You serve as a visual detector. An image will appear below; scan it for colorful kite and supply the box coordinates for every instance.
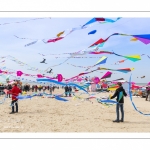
[14,18,121,47]
[65,67,133,82]
[108,85,119,91]
[57,74,63,82]
[89,50,141,62]
[95,56,108,65]
[98,67,134,73]
[16,71,23,76]
[131,37,138,41]
[101,71,112,79]
[55,96,69,102]
[57,31,65,37]
[82,17,121,27]
[36,78,88,93]
[68,50,141,62]
[89,33,150,48]
[43,37,64,43]
[86,56,108,71]
[88,30,97,35]
[89,50,113,55]
[92,77,100,84]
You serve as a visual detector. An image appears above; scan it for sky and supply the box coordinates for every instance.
[0,17,150,83]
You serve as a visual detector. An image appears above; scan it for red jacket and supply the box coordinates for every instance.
[8,85,22,101]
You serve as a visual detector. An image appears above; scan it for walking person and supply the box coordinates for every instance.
[8,83,22,114]
[110,82,127,123]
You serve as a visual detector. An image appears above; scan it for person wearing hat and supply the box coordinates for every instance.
[8,83,22,114]
[110,82,127,123]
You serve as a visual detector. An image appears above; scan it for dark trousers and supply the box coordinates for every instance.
[65,92,68,96]
[146,93,150,100]
[7,93,11,98]
[116,103,124,121]
[11,100,18,112]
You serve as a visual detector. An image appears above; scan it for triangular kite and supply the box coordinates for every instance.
[96,56,107,65]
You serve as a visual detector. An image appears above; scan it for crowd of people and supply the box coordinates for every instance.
[0,82,74,114]
[0,83,74,97]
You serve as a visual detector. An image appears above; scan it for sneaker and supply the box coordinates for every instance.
[9,112,15,114]
[15,112,18,113]
[113,120,120,123]
[120,120,124,122]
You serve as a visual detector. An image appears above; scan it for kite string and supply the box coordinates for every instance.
[0,17,51,26]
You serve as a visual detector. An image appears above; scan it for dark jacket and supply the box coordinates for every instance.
[7,85,12,90]
[68,86,72,92]
[65,86,69,92]
[111,86,127,103]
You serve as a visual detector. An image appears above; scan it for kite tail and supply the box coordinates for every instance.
[128,75,150,116]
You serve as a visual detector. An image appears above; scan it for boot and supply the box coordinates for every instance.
[113,120,120,123]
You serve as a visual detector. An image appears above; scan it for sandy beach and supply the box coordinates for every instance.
[0,88,150,132]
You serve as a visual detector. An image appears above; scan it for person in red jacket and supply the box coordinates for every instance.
[8,83,22,114]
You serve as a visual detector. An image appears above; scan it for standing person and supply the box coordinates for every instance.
[146,86,150,101]
[68,86,72,97]
[49,86,52,95]
[110,82,127,123]
[52,86,55,92]
[1,84,5,95]
[0,84,1,96]
[8,83,22,114]
[38,85,42,92]
[24,84,28,92]
[7,84,12,98]
[35,85,38,92]
[64,85,69,97]
[43,86,46,93]
[32,85,35,92]
[28,84,30,92]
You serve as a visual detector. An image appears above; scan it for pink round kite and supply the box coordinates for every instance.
[92,77,100,84]
[37,74,43,78]
[16,71,23,76]
[57,74,63,82]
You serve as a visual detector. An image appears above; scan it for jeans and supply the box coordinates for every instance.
[116,103,124,121]
[11,100,18,112]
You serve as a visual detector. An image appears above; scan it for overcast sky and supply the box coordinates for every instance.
[0,17,150,83]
